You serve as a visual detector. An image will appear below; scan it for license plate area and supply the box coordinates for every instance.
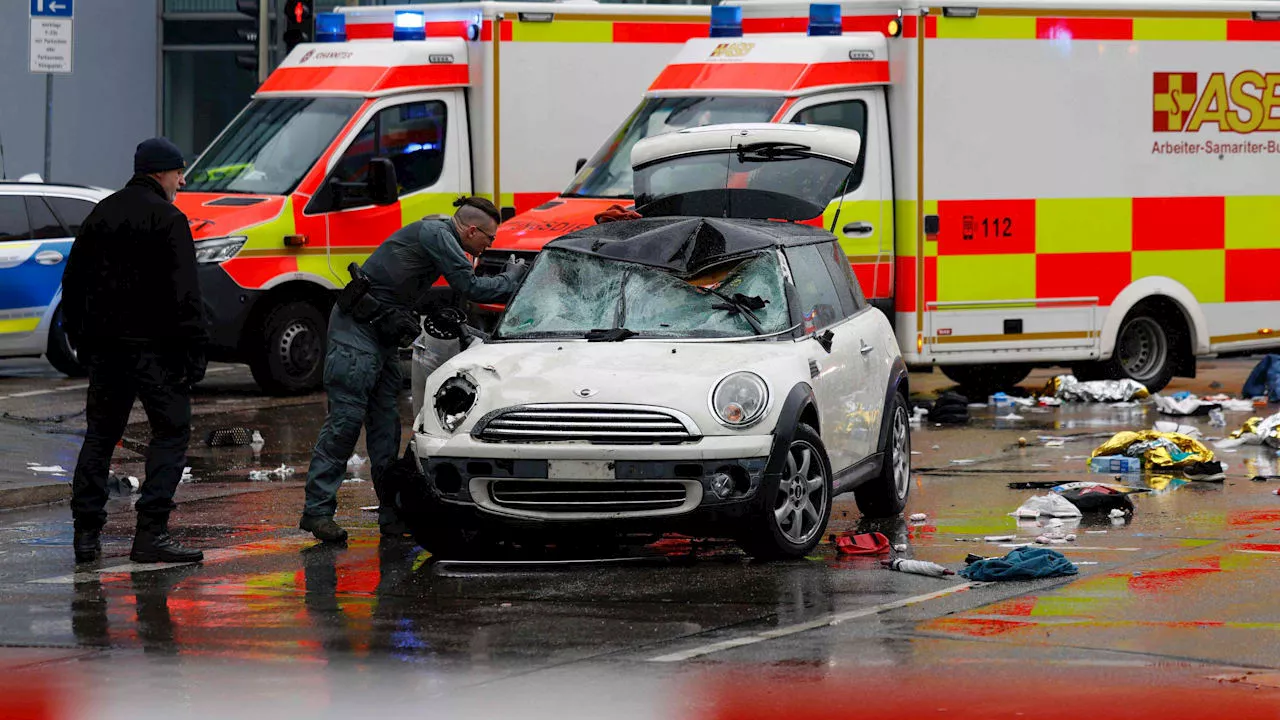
[547,460,615,480]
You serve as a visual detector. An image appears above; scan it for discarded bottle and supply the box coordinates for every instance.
[881,558,955,577]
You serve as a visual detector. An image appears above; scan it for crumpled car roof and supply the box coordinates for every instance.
[544,216,829,277]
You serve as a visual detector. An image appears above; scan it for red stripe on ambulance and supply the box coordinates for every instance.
[649,61,888,93]
[934,199,1037,256]
[1037,251,1130,306]
[613,22,710,44]
[259,64,468,94]
[1226,249,1280,302]
[1035,17,1133,41]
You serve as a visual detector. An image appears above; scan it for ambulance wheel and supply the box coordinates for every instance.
[1102,309,1177,393]
[45,305,86,378]
[250,301,327,396]
[940,364,1030,394]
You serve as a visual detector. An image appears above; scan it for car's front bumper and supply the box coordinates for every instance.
[412,432,774,528]
[198,263,261,359]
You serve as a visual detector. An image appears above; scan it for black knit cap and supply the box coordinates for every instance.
[133,137,186,175]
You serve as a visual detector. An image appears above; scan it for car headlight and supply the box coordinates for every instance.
[711,372,769,428]
[194,235,247,264]
[435,373,478,432]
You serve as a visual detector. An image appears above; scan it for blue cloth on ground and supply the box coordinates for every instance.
[959,546,1078,581]
[1243,354,1280,403]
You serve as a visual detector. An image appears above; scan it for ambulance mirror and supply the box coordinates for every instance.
[575,157,587,173]
[368,158,399,206]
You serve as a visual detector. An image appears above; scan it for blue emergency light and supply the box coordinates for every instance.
[393,11,427,41]
[710,6,743,38]
[808,3,842,35]
[315,13,346,43]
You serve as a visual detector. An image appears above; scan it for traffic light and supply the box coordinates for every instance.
[234,0,266,77]
[283,0,315,53]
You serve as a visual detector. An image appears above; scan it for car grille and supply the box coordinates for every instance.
[489,480,688,513]
[474,404,700,444]
[475,250,538,278]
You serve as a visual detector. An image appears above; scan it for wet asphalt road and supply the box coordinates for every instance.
[0,358,1279,718]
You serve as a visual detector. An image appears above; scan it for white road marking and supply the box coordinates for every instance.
[647,582,979,663]
[0,367,234,402]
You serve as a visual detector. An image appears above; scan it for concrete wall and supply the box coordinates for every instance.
[0,0,158,189]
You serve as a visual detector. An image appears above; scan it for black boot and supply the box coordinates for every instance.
[74,524,102,564]
[130,515,203,564]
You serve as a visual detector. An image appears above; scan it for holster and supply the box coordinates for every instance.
[336,262,380,322]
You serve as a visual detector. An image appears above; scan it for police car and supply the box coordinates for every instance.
[0,178,108,376]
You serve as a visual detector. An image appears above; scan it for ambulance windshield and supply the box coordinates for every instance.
[563,96,784,199]
[186,97,362,195]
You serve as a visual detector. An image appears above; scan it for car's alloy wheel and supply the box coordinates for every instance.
[890,404,910,500]
[773,439,829,546]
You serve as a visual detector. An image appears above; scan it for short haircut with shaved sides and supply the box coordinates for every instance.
[453,195,501,229]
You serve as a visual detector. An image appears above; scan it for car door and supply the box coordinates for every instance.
[784,90,894,311]
[784,241,873,471]
[306,92,468,280]
[0,194,67,356]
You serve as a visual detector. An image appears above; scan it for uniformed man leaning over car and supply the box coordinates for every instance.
[300,196,528,543]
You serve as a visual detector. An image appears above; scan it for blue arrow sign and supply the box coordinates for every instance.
[31,0,73,18]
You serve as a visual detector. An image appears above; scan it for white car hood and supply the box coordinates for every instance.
[419,339,808,437]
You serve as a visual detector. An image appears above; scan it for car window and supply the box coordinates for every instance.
[0,196,32,243]
[46,196,94,237]
[784,243,847,331]
[25,196,66,240]
[822,241,867,314]
[791,99,868,192]
[330,100,447,198]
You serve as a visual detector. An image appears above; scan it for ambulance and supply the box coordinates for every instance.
[179,2,710,394]
[489,0,1280,393]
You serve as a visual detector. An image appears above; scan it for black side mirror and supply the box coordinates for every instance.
[816,330,834,353]
[575,157,587,173]
[368,158,399,206]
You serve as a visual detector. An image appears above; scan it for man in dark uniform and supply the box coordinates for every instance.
[299,196,527,543]
[63,137,208,565]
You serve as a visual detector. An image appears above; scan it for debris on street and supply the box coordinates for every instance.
[1217,412,1280,449]
[834,531,890,555]
[1012,494,1083,519]
[108,471,139,494]
[909,512,928,522]
[347,454,367,468]
[928,391,970,424]
[206,427,258,447]
[250,431,265,453]
[1091,430,1215,469]
[1053,481,1138,515]
[1048,375,1149,403]
[26,463,67,475]
[248,464,295,482]
[881,558,955,577]
[959,546,1078,581]
[1243,354,1280,403]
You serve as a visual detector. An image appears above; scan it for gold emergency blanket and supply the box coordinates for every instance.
[1090,431,1214,468]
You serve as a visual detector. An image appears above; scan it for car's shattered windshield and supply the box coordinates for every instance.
[496,249,789,340]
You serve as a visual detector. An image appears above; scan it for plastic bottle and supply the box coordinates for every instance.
[881,558,955,577]
[1209,408,1227,428]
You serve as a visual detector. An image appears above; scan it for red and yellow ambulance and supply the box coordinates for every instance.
[489,0,1280,392]
[179,2,709,394]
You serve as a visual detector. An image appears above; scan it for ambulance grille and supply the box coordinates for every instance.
[473,404,700,444]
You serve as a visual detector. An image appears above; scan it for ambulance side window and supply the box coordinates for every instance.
[329,100,448,203]
[791,100,867,192]
[0,196,32,243]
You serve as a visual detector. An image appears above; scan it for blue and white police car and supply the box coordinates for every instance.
[0,178,109,376]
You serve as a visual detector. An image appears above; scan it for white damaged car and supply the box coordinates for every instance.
[401,124,910,559]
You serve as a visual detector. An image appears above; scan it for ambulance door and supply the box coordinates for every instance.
[782,89,894,317]
[307,90,469,280]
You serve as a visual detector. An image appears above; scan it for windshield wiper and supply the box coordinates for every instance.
[705,289,767,335]
[585,328,637,342]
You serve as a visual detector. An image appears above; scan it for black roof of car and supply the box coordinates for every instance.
[545,216,831,277]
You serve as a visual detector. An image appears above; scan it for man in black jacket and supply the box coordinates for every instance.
[62,137,208,565]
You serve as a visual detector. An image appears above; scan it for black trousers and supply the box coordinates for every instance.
[70,348,192,530]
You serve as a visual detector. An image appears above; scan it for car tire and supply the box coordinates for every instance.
[249,301,327,396]
[739,423,833,561]
[45,305,86,378]
[1097,310,1178,393]
[940,364,1031,394]
[854,392,911,518]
